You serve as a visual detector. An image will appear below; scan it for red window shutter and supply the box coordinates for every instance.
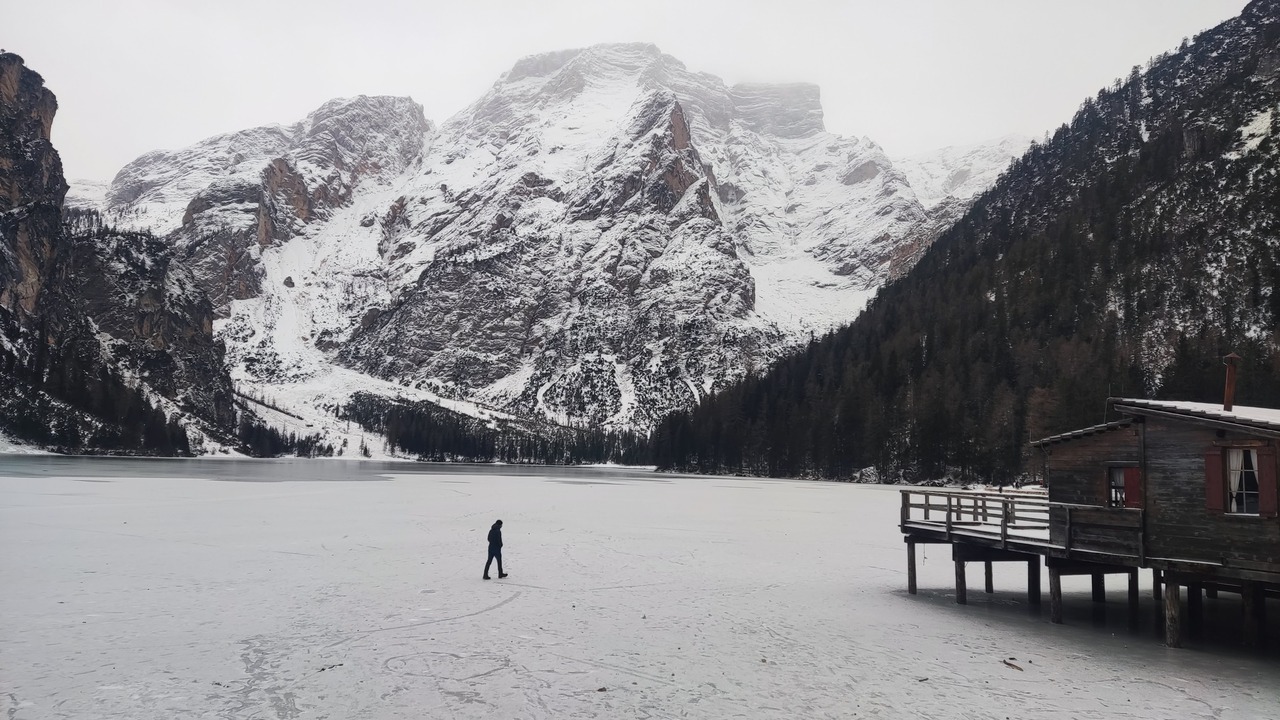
[1205,447,1225,513]
[1123,467,1142,508]
[1259,445,1278,518]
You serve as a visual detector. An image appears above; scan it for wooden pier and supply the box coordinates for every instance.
[900,392,1280,650]
[900,488,1140,612]
[900,486,1275,648]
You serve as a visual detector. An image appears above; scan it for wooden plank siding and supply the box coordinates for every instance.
[1040,426,1139,549]
[1041,426,1140,506]
[1141,417,1280,572]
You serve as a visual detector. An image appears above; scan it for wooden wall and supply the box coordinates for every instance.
[1041,427,1139,548]
[1142,417,1280,571]
[1042,427,1139,506]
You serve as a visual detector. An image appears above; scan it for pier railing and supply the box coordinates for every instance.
[900,488,1051,548]
[899,487,1143,558]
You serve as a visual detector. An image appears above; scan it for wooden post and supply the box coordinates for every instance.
[945,496,953,539]
[1000,500,1010,550]
[1187,583,1203,639]
[1242,581,1263,649]
[1128,569,1140,627]
[1164,578,1182,648]
[1206,586,1218,599]
[1027,556,1041,606]
[955,559,967,605]
[907,541,918,595]
[984,561,994,594]
[1049,567,1063,624]
[1152,569,1164,636]
[1091,573,1105,603]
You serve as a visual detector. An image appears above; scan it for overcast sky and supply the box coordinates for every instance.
[9,0,1249,182]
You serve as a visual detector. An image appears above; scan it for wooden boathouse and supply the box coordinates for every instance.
[900,377,1278,648]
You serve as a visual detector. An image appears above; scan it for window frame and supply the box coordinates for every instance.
[1107,466,1127,508]
[1102,461,1139,509]
[1224,447,1261,516]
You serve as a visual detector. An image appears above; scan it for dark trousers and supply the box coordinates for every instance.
[485,548,503,577]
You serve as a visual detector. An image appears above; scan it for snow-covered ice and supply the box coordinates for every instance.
[2,458,1277,719]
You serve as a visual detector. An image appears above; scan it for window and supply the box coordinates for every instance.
[1227,448,1260,514]
[1206,444,1277,517]
[1108,467,1126,508]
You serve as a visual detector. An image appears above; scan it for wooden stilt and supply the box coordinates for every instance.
[955,559,967,605]
[1128,569,1140,627]
[1027,556,1041,606]
[1049,567,1063,624]
[1152,569,1164,636]
[1206,586,1218,599]
[1187,583,1203,639]
[1091,573,1106,603]
[907,541,917,595]
[1164,578,1182,648]
[984,561,994,594]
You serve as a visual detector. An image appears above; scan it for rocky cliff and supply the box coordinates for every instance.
[0,53,235,452]
[0,52,67,327]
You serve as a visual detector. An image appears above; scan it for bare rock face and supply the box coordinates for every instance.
[64,215,237,429]
[0,52,68,323]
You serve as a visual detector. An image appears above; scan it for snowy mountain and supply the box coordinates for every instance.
[63,177,109,211]
[894,135,1032,210]
[92,43,1021,431]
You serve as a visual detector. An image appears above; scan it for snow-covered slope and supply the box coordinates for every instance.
[94,44,1019,432]
[63,178,109,211]
[895,135,1032,210]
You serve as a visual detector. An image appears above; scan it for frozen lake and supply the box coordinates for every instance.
[2,458,1277,719]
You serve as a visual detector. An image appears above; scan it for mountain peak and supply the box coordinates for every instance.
[503,43,675,83]
[730,82,824,138]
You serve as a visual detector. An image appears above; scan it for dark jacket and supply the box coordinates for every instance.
[487,523,503,550]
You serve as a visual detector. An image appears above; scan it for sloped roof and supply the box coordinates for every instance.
[1110,398,1280,435]
[1030,419,1132,448]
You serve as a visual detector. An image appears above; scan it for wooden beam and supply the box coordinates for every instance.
[1128,569,1140,628]
[955,559,967,605]
[907,541,917,595]
[1091,574,1106,603]
[1164,578,1182,648]
[1187,583,1203,639]
[954,544,1041,563]
[1049,568,1063,624]
[1028,556,1041,606]
[1045,557,1137,575]
[984,561,994,594]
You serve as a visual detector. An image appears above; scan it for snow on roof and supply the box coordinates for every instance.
[1030,419,1132,447]
[1110,398,1280,434]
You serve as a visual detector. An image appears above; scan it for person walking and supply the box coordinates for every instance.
[484,519,507,580]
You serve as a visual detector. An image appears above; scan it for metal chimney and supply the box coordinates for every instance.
[1223,352,1241,412]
